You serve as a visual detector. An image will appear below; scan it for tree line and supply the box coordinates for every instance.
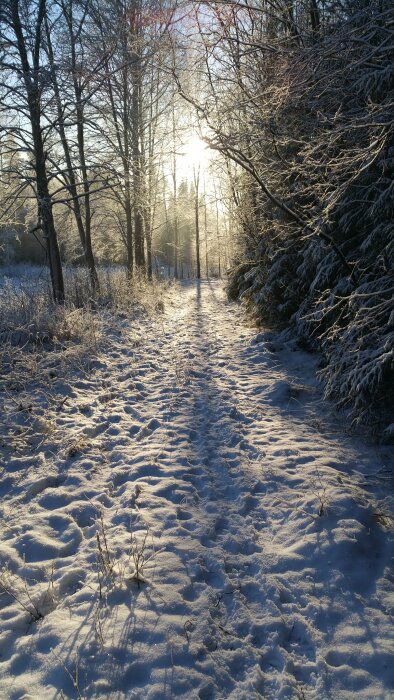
[0,0,232,301]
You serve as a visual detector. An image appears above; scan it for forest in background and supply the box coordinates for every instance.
[0,0,393,435]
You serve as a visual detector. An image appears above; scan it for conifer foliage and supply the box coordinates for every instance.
[218,1,394,431]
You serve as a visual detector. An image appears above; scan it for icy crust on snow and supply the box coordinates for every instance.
[0,280,393,699]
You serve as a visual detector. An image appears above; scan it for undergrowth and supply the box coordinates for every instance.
[0,264,168,368]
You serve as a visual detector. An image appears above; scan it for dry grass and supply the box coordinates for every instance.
[0,264,169,346]
[0,264,169,372]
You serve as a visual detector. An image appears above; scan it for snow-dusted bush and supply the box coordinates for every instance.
[0,270,97,348]
[60,265,168,315]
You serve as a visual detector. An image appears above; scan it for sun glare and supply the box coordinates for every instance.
[182,135,210,169]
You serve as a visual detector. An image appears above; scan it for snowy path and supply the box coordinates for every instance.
[0,281,393,699]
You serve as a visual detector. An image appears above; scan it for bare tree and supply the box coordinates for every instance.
[193,162,201,279]
[43,3,100,291]
[1,0,64,302]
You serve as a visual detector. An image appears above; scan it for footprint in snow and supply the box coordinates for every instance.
[181,583,200,602]
[25,475,62,499]
[82,421,108,438]
[176,507,194,521]
[135,418,161,441]
[13,513,82,562]
[240,494,261,515]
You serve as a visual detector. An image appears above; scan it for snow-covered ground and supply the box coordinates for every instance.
[0,280,393,699]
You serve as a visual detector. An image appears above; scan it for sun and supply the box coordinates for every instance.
[182,135,210,170]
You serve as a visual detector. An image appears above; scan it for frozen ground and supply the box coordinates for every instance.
[0,280,393,699]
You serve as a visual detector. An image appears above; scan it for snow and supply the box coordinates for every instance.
[0,280,393,699]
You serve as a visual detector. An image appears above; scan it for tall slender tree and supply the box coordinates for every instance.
[1,0,64,302]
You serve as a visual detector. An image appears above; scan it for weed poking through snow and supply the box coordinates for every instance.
[0,563,57,625]
[94,507,161,595]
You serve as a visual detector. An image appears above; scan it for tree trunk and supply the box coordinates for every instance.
[11,0,64,303]
[204,185,209,277]
[45,18,87,255]
[125,170,134,276]
[131,48,145,270]
[57,0,99,294]
[172,106,179,278]
[146,221,153,280]
[75,101,99,293]
[194,168,201,279]
[122,58,134,276]
[216,194,221,278]
[38,172,65,304]
[310,0,320,37]
[67,5,99,294]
